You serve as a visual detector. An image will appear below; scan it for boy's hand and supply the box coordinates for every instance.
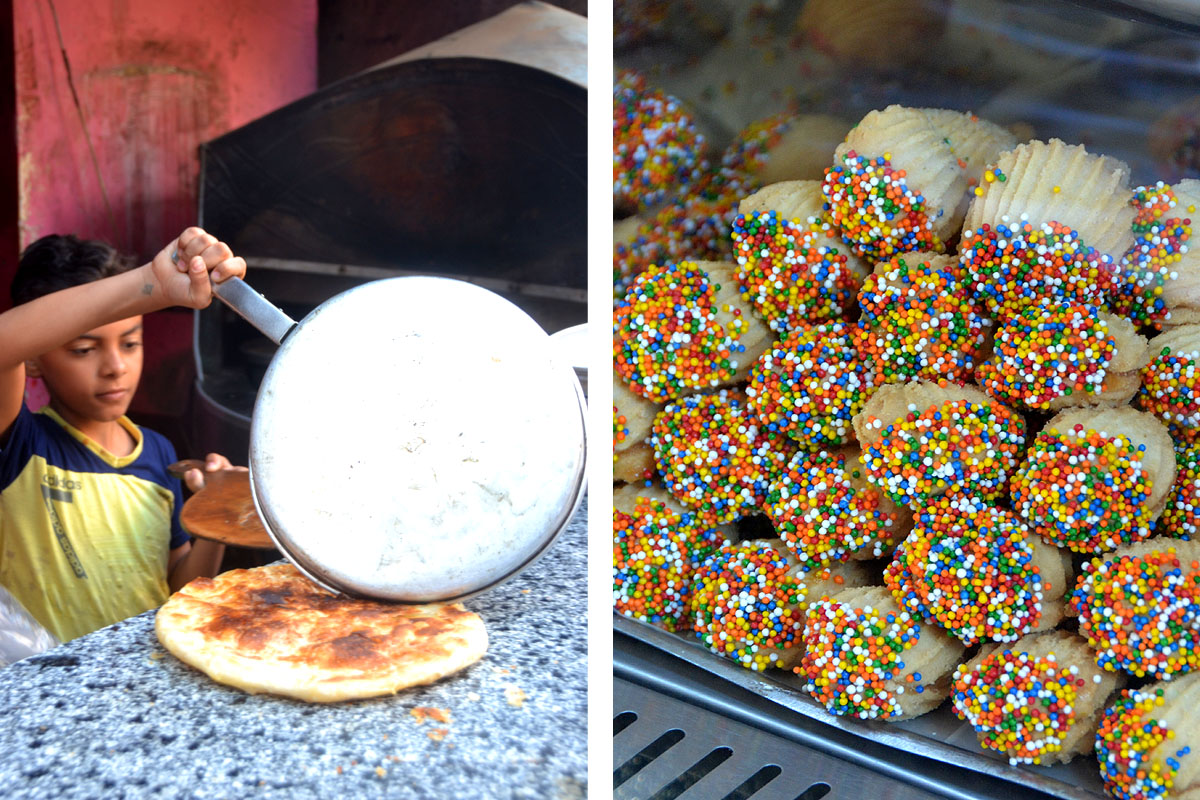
[150,227,247,309]
[183,452,249,494]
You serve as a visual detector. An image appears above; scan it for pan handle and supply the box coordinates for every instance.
[211,277,296,345]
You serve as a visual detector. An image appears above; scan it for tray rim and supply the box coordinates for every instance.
[613,612,1109,800]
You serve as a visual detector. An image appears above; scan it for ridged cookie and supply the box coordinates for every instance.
[952,630,1123,765]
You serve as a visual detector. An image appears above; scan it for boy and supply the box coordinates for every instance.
[0,227,247,642]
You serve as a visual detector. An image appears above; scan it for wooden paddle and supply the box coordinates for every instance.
[169,460,275,549]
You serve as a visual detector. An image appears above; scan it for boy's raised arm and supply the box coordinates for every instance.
[0,227,245,442]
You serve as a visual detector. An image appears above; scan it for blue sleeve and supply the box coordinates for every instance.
[137,427,190,550]
[0,403,36,493]
[168,472,188,550]
[161,443,189,551]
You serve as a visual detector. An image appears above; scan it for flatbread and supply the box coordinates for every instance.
[155,563,488,703]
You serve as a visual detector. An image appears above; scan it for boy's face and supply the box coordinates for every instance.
[28,316,144,426]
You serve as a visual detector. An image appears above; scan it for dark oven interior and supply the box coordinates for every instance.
[192,55,586,464]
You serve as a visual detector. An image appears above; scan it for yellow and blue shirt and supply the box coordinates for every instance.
[0,404,188,642]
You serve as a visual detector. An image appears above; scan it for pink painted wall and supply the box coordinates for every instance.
[9,0,316,442]
[14,0,317,260]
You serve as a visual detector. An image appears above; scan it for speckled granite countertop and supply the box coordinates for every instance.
[0,498,588,800]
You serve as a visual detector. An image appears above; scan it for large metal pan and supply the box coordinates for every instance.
[209,275,587,603]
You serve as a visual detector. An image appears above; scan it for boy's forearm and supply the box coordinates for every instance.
[168,539,226,593]
[0,264,166,371]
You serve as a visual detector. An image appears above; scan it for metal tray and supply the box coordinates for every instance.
[614,613,1109,800]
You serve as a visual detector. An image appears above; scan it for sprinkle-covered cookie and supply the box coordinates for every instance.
[959,220,1112,324]
[796,585,965,721]
[1011,426,1154,553]
[1096,673,1200,800]
[1110,182,1192,330]
[857,383,1027,507]
[961,139,1136,265]
[883,493,1063,645]
[1012,406,1176,553]
[615,261,768,402]
[651,389,794,523]
[746,321,879,448]
[821,106,971,259]
[613,496,729,632]
[1160,439,1200,541]
[1071,538,1200,680]
[951,630,1120,766]
[854,254,987,384]
[977,299,1115,410]
[764,448,907,571]
[613,69,707,214]
[1139,323,1200,441]
[731,209,859,332]
[822,150,944,261]
[690,540,867,671]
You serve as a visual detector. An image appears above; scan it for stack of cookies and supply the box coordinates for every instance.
[613,99,1200,797]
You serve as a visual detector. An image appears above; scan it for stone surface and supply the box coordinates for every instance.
[0,498,588,799]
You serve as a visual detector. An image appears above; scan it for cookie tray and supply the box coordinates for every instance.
[614,613,1109,800]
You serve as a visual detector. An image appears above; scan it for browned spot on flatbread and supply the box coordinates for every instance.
[252,587,292,606]
[198,605,291,652]
[323,632,383,668]
[417,618,451,637]
[233,620,291,651]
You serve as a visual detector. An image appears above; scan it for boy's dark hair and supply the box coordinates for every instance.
[11,234,136,306]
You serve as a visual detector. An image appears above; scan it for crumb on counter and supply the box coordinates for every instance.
[505,686,527,708]
[411,706,451,725]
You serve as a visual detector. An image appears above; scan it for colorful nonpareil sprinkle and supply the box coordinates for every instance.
[764,449,898,571]
[613,69,707,213]
[1140,347,1200,441]
[613,497,728,632]
[689,542,809,670]
[1161,440,1200,540]
[1071,546,1200,679]
[861,396,1026,507]
[854,256,986,384]
[721,112,796,178]
[746,322,879,448]
[884,494,1043,645]
[977,299,1115,410]
[613,193,741,300]
[1096,686,1185,800]
[614,262,750,402]
[796,597,922,720]
[1011,425,1154,553]
[821,150,944,260]
[1110,183,1191,329]
[952,650,1083,765]
[651,390,793,523]
[613,0,669,49]
[959,220,1111,323]
[731,209,858,331]
[971,165,1007,197]
[614,410,633,453]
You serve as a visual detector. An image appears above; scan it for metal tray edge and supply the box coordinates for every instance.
[613,612,1108,800]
